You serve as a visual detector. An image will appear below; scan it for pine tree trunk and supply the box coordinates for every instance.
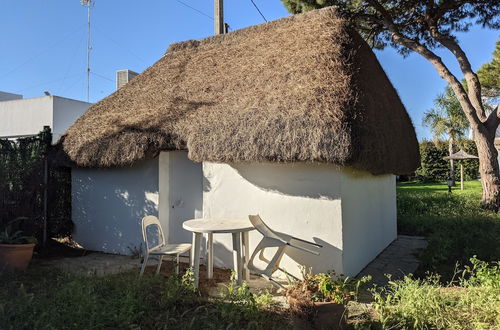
[474,130,500,211]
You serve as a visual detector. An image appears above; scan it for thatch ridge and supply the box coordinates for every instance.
[62,7,419,175]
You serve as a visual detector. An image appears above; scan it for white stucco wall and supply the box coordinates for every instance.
[72,151,203,255]
[202,162,397,278]
[340,170,396,275]
[0,96,53,139]
[159,151,203,246]
[72,158,159,254]
[52,96,91,142]
[203,162,344,278]
[0,95,90,142]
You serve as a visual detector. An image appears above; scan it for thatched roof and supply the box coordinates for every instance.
[444,150,479,160]
[61,7,419,175]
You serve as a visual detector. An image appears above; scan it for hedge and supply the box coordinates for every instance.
[415,139,480,182]
[0,127,72,243]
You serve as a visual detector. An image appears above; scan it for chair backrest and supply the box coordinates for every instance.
[141,215,166,253]
[248,215,283,241]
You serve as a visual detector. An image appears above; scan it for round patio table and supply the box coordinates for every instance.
[182,218,254,287]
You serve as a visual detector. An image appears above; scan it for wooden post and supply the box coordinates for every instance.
[43,155,48,246]
[214,0,224,35]
[461,163,464,190]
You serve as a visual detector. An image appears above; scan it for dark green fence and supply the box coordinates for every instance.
[0,127,72,245]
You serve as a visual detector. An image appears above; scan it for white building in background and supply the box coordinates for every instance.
[0,92,91,143]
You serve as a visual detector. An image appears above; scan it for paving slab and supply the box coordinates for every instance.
[357,235,428,287]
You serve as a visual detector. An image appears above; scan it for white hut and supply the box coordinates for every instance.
[61,7,419,276]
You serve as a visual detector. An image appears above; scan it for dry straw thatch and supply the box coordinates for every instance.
[62,7,419,175]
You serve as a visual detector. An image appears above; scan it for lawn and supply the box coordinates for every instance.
[397,180,482,194]
[0,268,290,330]
[397,180,500,280]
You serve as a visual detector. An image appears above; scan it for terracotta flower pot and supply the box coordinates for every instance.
[0,243,36,271]
[313,301,347,329]
[287,295,348,329]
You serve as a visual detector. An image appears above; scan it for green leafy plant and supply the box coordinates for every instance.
[222,271,275,308]
[0,217,37,244]
[286,266,371,305]
[0,127,73,244]
[370,257,500,329]
[161,268,199,307]
[1,269,290,330]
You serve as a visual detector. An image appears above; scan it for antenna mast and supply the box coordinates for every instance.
[81,0,94,102]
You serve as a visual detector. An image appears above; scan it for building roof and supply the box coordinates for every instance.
[444,149,479,160]
[61,7,419,175]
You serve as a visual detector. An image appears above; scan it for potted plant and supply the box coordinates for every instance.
[285,267,371,329]
[0,218,38,271]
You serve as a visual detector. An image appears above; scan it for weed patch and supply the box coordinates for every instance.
[0,269,289,330]
[371,258,500,329]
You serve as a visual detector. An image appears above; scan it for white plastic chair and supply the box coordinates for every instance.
[247,215,322,287]
[139,215,192,276]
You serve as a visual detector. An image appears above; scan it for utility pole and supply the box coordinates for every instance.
[214,0,224,35]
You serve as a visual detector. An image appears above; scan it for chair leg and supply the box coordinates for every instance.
[175,254,180,275]
[156,255,163,275]
[248,240,288,285]
[247,239,268,272]
[139,254,149,277]
[265,246,287,276]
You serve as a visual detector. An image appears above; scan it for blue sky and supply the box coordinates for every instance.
[0,1,497,140]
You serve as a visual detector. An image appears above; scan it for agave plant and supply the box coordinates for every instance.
[0,217,37,245]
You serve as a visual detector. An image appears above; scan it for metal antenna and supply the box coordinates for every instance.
[81,0,94,102]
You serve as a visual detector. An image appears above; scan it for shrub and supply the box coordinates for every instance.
[415,140,449,182]
[414,139,479,182]
[286,266,371,304]
[0,127,72,243]
[371,258,500,329]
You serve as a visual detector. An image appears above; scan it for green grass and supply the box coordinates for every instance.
[397,180,482,194]
[371,257,500,329]
[397,180,500,280]
[0,269,289,330]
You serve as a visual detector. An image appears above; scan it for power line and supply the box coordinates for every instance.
[249,0,267,22]
[94,24,148,66]
[0,24,85,81]
[175,0,213,20]
[57,32,86,95]
[59,74,85,96]
[91,71,114,83]
[14,73,81,93]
